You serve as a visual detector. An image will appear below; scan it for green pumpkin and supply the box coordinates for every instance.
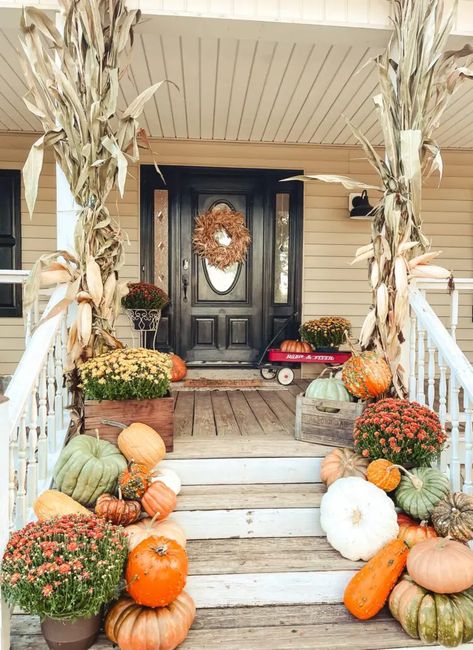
[53,435,127,507]
[394,467,450,521]
[305,374,351,412]
[390,575,473,647]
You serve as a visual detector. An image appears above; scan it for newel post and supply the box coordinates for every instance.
[0,396,12,649]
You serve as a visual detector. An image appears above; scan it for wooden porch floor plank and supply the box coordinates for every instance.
[192,391,217,438]
[258,390,296,433]
[186,536,359,574]
[211,391,241,437]
[226,390,265,437]
[176,483,324,511]
[275,388,298,413]
[173,391,195,439]
[243,391,288,437]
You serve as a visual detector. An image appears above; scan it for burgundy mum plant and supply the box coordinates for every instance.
[0,514,127,619]
[353,398,447,466]
[122,282,169,311]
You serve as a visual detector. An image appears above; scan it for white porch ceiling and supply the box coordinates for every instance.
[0,13,473,148]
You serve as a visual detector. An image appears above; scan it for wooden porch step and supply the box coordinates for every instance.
[176,483,324,511]
[12,605,463,650]
[186,537,359,574]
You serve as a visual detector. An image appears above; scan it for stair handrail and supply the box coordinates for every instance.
[408,286,473,403]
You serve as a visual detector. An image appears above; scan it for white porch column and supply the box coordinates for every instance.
[56,164,80,254]
[55,11,80,255]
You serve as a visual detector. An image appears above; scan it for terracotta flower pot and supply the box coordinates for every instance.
[41,613,101,650]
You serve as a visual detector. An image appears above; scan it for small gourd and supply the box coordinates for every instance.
[397,512,437,548]
[119,461,151,500]
[366,459,401,492]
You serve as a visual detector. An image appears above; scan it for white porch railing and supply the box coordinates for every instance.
[408,279,473,494]
[0,274,71,646]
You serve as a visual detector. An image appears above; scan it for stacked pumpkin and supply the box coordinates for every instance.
[320,446,473,647]
[33,423,195,650]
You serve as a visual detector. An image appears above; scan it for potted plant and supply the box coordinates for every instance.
[79,347,174,450]
[122,282,169,348]
[300,316,351,352]
[0,514,127,650]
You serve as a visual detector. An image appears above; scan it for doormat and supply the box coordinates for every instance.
[182,378,263,389]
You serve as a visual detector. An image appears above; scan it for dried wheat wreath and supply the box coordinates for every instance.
[192,207,251,270]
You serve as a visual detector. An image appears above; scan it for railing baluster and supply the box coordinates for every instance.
[409,311,417,401]
[61,316,68,407]
[38,365,48,482]
[463,394,473,495]
[16,410,27,529]
[55,329,64,432]
[416,317,426,405]
[26,379,39,510]
[450,288,459,342]
[449,370,461,492]
[427,333,436,411]
[47,345,57,454]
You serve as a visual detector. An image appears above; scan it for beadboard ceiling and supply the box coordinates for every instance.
[1,13,473,148]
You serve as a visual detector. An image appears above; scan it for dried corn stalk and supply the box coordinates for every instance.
[20,0,166,366]
[287,0,473,396]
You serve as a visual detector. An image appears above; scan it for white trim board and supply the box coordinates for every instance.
[186,570,355,608]
[172,507,322,539]
[161,458,322,485]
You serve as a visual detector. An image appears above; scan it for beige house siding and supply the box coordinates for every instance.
[1,133,472,377]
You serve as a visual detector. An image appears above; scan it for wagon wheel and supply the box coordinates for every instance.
[277,367,294,386]
[260,366,277,380]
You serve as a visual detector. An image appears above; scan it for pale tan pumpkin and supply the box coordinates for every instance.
[407,538,473,594]
[117,422,166,469]
[33,490,90,521]
[126,515,187,551]
[320,448,369,486]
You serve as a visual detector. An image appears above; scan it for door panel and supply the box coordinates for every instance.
[140,166,303,365]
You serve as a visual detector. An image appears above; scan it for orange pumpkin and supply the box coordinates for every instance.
[367,459,401,492]
[280,340,312,353]
[169,353,187,382]
[126,515,187,551]
[397,512,437,548]
[342,351,392,399]
[407,537,473,594]
[105,592,196,650]
[126,536,188,607]
[343,538,409,620]
[141,481,177,520]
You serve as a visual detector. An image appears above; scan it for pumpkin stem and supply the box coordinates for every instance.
[392,465,424,490]
[153,543,168,556]
[149,512,161,526]
[102,419,127,430]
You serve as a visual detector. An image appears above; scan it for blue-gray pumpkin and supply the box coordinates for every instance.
[53,435,127,507]
[305,375,351,412]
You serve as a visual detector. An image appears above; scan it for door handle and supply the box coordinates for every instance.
[182,275,189,302]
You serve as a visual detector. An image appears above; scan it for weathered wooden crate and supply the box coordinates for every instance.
[84,396,174,451]
[295,393,365,447]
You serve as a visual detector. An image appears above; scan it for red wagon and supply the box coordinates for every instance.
[260,349,352,385]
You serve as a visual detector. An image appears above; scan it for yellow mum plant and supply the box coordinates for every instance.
[79,348,172,401]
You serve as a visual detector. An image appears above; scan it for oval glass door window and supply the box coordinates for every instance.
[204,259,240,294]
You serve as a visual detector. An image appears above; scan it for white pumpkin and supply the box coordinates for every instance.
[320,476,399,561]
[151,466,182,495]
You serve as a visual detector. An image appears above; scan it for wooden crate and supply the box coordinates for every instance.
[295,393,365,447]
[84,396,174,452]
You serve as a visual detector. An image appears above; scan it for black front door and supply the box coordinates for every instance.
[140,166,303,366]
